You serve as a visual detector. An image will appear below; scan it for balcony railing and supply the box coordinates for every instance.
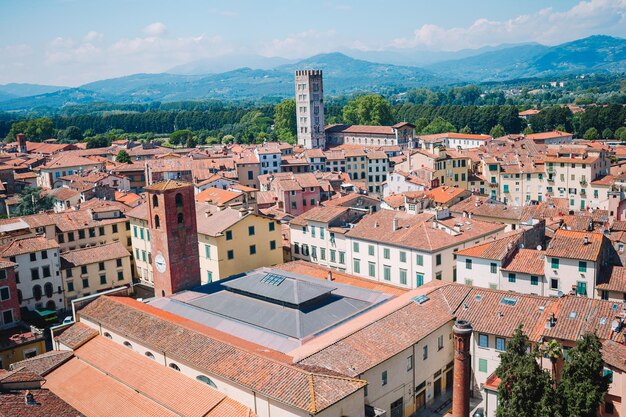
[547,176,555,183]
[580,179,587,186]
[546,166,556,174]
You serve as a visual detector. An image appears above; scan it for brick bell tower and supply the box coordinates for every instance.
[452,320,473,417]
[145,181,200,297]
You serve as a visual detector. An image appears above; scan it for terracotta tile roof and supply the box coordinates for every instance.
[519,109,541,116]
[501,249,546,275]
[45,335,255,417]
[40,154,102,170]
[346,210,505,252]
[54,322,98,350]
[546,229,605,261]
[195,203,249,236]
[11,350,74,376]
[483,372,501,391]
[0,237,59,257]
[597,266,626,293]
[419,132,491,143]
[274,261,407,296]
[77,296,365,414]
[47,187,80,201]
[298,285,454,377]
[325,124,398,135]
[0,388,83,417]
[525,130,573,141]
[455,232,522,260]
[383,194,405,209]
[115,191,143,208]
[612,221,626,232]
[60,241,130,267]
[144,180,193,191]
[290,206,349,226]
[195,187,241,204]
[427,186,469,204]
[602,340,626,371]
[0,368,44,384]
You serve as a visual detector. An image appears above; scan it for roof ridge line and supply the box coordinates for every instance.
[308,373,317,414]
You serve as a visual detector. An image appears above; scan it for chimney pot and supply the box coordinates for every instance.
[327,271,333,281]
[452,320,473,417]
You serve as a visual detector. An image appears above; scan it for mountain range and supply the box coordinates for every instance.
[0,35,624,111]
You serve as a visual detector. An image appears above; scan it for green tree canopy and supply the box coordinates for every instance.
[583,127,599,140]
[557,333,609,417]
[490,124,506,138]
[422,117,456,135]
[15,187,55,216]
[169,129,194,146]
[602,128,613,139]
[460,125,472,134]
[615,127,626,141]
[115,149,131,163]
[58,126,83,142]
[495,326,555,417]
[8,118,56,142]
[342,94,394,126]
[274,99,296,143]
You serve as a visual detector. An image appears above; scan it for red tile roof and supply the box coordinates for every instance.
[53,322,98,350]
[0,237,59,257]
[60,241,130,267]
[0,388,83,417]
[501,249,546,276]
[546,229,605,261]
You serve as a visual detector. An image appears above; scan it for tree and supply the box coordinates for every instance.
[460,125,472,134]
[602,128,613,139]
[414,117,429,134]
[523,126,534,135]
[115,150,131,164]
[422,117,456,135]
[221,134,235,144]
[540,339,562,384]
[186,135,198,148]
[58,126,83,142]
[274,99,297,143]
[495,326,555,417]
[8,118,56,142]
[14,187,55,216]
[342,94,394,125]
[490,124,506,138]
[583,128,599,140]
[615,127,626,141]
[169,129,194,146]
[557,333,609,417]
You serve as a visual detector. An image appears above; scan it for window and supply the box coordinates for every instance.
[227,250,234,260]
[479,334,489,348]
[605,402,615,415]
[353,259,361,273]
[550,278,559,290]
[154,215,160,229]
[490,263,497,274]
[67,281,74,292]
[436,272,442,280]
[479,358,488,373]
[407,355,413,371]
[152,194,159,207]
[270,240,276,250]
[177,213,184,224]
[400,251,406,263]
[368,262,376,278]
[41,250,48,260]
[112,224,119,233]
[438,335,444,351]
[436,254,441,265]
[604,368,614,383]
[82,278,89,288]
[416,254,423,266]
[551,258,559,269]
[383,265,391,281]
[2,310,13,326]
[416,273,424,287]
[383,248,390,259]
[330,250,336,263]
[99,226,105,236]
[117,271,124,281]
[68,232,75,242]
[58,234,65,243]
[33,284,42,301]
[381,370,388,386]
[100,275,107,285]
[579,261,587,273]
[31,268,40,280]
[145,351,155,360]
[30,253,37,262]
[225,230,232,240]
[531,275,539,286]
[508,273,516,283]
[196,375,218,388]
[42,266,50,278]
[368,245,374,256]
[175,193,183,207]
[496,337,506,351]
[133,226,138,238]
[466,259,472,270]
[0,287,9,301]
[576,281,587,296]
[339,251,345,265]
[269,222,275,232]
[99,262,105,271]
[89,228,96,238]
[249,245,256,255]
[248,226,255,236]
[400,269,407,285]
[423,345,428,360]
[353,242,360,252]
[78,230,85,240]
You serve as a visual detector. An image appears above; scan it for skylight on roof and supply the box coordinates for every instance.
[260,273,286,286]
[412,295,430,305]
[475,294,482,301]
[500,297,517,306]
[569,311,577,319]
[600,317,607,325]
[612,304,619,311]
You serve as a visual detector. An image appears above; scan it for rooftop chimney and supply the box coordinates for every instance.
[452,320,473,417]
[327,271,333,281]
[392,218,399,231]
[17,133,27,154]
[583,235,589,245]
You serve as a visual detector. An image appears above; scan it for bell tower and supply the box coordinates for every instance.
[145,180,200,297]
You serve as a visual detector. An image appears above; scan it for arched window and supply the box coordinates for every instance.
[17,289,22,304]
[44,282,53,298]
[169,363,180,371]
[46,300,56,310]
[123,341,133,349]
[145,351,155,360]
[154,215,160,229]
[196,375,217,388]
[177,213,184,224]
[175,193,183,207]
[33,285,42,301]
[104,332,112,339]
[152,194,159,208]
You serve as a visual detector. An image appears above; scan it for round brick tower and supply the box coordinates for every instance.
[452,320,473,417]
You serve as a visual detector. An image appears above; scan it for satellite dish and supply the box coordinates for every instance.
[611,320,620,331]
[537,245,542,251]
[557,291,564,297]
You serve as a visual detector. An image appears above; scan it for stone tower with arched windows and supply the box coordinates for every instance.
[145,180,200,297]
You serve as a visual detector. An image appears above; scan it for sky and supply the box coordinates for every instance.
[1,0,625,86]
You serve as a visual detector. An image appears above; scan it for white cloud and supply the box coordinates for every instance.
[260,30,339,58]
[143,22,167,37]
[83,31,103,43]
[392,0,626,50]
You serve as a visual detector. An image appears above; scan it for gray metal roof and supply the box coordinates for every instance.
[221,270,336,306]
[150,267,392,352]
